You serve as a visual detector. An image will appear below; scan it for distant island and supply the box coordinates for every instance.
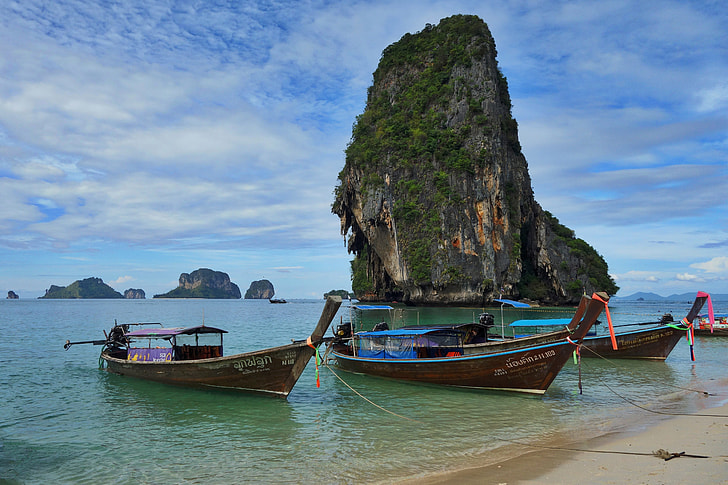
[324,289,354,299]
[124,288,146,299]
[154,268,241,299]
[39,277,123,299]
[245,279,275,299]
[7,290,19,299]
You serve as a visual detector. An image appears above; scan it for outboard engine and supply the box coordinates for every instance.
[478,312,495,328]
[334,321,352,340]
[660,313,674,324]
[372,321,389,332]
[105,323,130,350]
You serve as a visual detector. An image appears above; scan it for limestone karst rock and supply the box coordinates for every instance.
[244,280,275,299]
[154,269,241,299]
[333,15,618,305]
[124,288,146,299]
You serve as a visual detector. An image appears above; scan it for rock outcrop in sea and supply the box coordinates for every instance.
[324,289,354,299]
[154,269,241,299]
[7,290,19,299]
[333,15,618,305]
[244,280,275,299]
[38,277,123,299]
[124,288,146,299]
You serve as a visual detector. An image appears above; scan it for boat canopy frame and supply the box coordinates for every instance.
[123,325,227,361]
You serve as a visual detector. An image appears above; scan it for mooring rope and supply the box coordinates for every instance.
[598,379,728,418]
[322,363,423,423]
[578,345,718,397]
[493,436,717,460]
[571,345,728,417]
[322,357,728,464]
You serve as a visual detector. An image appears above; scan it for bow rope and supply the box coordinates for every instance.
[567,336,583,394]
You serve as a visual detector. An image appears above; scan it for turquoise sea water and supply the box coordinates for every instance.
[2,297,728,484]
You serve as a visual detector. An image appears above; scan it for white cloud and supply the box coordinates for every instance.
[691,257,728,274]
[112,276,134,285]
[696,82,728,113]
[676,272,704,282]
[613,271,660,283]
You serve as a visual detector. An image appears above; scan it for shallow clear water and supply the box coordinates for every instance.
[2,297,727,484]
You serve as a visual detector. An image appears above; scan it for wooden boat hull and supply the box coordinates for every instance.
[695,314,728,336]
[580,326,684,360]
[102,341,318,397]
[333,339,580,394]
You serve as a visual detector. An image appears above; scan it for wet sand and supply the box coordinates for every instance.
[404,401,728,485]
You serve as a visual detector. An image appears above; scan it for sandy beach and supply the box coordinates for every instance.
[407,401,728,485]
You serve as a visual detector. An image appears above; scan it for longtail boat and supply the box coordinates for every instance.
[695,313,728,336]
[507,292,708,360]
[328,292,608,394]
[64,296,342,397]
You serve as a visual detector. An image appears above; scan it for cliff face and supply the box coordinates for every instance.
[154,268,241,299]
[124,288,146,299]
[244,279,275,299]
[333,15,618,305]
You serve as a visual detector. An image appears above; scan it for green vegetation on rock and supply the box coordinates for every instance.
[323,289,354,299]
[39,277,123,299]
[244,279,275,299]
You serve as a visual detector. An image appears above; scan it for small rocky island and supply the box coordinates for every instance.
[244,279,275,299]
[154,268,241,299]
[7,290,19,299]
[123,288,146,299]
[324,290,354,299]
[39,277,123,299]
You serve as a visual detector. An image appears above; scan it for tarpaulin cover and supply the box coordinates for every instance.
[494,299,531,308]
[356,329,461,359]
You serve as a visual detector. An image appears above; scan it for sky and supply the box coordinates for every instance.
[1,0,726,300]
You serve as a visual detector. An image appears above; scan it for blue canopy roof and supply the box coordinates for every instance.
[510,318,572,327]
[494,298,531,308]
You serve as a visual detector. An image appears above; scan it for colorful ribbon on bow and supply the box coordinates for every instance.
[681,317,696,361]
[306,336,321,388]
[593,292,617,350]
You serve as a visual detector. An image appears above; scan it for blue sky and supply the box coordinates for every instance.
[1,0,726,299]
